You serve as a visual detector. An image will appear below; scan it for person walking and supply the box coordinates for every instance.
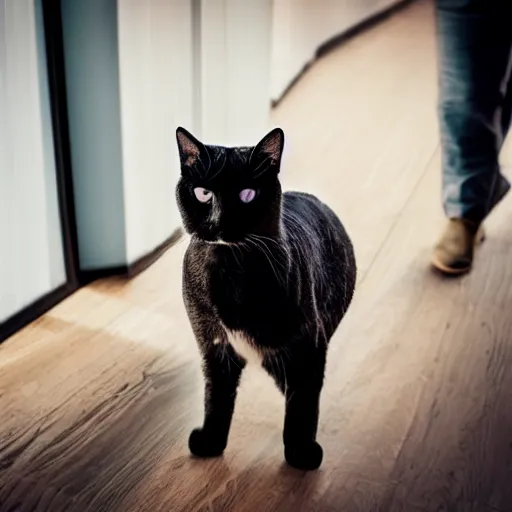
[432,0,512,275]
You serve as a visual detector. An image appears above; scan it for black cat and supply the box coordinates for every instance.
[176,126,356,470]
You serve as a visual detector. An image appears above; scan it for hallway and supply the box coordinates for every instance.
[1,1,512,510]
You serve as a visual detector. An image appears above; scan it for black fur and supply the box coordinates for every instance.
[176,127,356,470]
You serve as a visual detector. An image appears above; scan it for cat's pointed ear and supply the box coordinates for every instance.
[250,128,285,176]
[176,127,208,172]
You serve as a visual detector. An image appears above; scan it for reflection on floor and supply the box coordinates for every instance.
[2,1,512,510]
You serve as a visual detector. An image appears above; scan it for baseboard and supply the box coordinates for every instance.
[271,0,416,108]
[80,227,184,285]
[271,61,314,108]
[126,227,184,278]
[0,282,77,344]
[316,0,415,58]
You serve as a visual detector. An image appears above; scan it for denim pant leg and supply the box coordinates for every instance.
[436,0,512,223]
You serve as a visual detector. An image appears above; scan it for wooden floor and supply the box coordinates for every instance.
[2,1,512,510]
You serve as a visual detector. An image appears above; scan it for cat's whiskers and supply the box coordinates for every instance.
[229,243,244,268]
[249,234,281,248]
[203,238,284,280]
[247,235,287,269]
[244,237,281,283]
[251,234,293,270]
[244,235,288,286]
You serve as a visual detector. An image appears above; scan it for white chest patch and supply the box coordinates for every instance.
[223,327,263,366]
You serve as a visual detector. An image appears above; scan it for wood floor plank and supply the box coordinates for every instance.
[376,166,512,511]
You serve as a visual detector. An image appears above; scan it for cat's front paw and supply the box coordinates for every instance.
[284,441,323,470]
[188,428,226,458]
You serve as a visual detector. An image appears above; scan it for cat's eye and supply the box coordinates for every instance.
[194,187,213,203]
[239,188,256,203]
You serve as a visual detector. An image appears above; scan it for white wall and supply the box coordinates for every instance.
[199,0,273,146]
[117,0,275,260]
[117,0,193,264]
[0,0,66,323]
[271,0,403,101]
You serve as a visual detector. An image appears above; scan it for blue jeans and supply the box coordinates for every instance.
[436,0,512,223]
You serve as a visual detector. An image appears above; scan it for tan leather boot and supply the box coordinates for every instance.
[431,218,484,275]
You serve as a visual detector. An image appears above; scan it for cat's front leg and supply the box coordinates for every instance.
[282,357,325,471]
[189,344,245,458]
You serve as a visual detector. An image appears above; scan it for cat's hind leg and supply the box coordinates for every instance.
[281,348,326,471]
[189,343,245,458]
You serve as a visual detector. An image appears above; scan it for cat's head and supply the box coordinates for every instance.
[175,127,285,244]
